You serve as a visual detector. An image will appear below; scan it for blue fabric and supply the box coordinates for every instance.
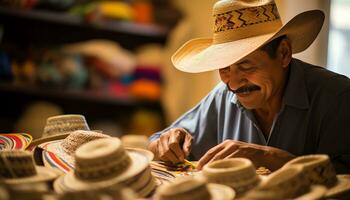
[150,58,350,173]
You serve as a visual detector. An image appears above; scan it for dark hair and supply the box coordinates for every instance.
[260,35,287,58]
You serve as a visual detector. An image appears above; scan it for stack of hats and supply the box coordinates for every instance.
[38,130,110,173]
[54,137,157,198]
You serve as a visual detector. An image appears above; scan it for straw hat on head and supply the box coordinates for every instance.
[29,114,90,148]
[37,130,110,168]
[172,0,325,73]
[282,154,350,199]
[154,176,235,200]
[202,158,260,197]
[54,137,157,198]
[0,150,61,185]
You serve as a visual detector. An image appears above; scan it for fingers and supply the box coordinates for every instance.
[197,145,225,170]
[182,130,193,157]
[159,134,179,163]
[210,144,239,162]
[168,130,185,161]
[153,128,193,164]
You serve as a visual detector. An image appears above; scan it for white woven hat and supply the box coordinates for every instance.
[172,0,324,73]
[53,137,156,197]
[202,158,260,197]
[38,130,110,167]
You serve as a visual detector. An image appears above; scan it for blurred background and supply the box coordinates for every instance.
[0,0,348,139]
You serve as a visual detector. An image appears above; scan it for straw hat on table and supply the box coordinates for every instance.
[29,114,90,149]
[171,0,324,73]
[154,176,235,200]
[54,137,157,198]
[0,150,61,185]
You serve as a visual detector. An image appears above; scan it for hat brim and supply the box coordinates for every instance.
[208,183,236,200]
[325,175,350,199]
[39,139,74,167]
[125,147,154,162]
[4,166,62,185]
[294,185,327,200]
[172,10,325,73]
[53,151,150,193]
[28,133,70,150]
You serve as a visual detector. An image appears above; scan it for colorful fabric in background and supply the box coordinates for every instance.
[0,133,32,150]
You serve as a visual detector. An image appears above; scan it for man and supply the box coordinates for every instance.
[149,0,350,173]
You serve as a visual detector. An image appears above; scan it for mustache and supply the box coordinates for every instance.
[226,83,261,94]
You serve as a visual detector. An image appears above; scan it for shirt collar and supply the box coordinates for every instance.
[229,58,309,109]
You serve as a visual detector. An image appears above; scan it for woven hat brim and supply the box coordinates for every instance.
[29,133,70,149]
[53,151,149,193]
[294,185,327,200]
[325,175,350,198]
[125,147,154,162]
[4,166,62,185]
[39,140,74,167]
[172,10,324,73]
[208,183,236,200]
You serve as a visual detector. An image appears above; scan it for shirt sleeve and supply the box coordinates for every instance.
[318,90,350,174]
[149,82,227,159]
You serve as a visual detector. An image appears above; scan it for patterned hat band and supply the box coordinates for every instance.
[0,150,37,178]
[213,3,282,44]
[74,148,132,181]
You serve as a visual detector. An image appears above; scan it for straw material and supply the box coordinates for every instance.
[39,130,110,167]
[202,158,260,196]
[283,154,350,199]
[0,150,61,185]
[30,114,90,147]
[154,176,235,200]
[54,137,156,197]
[171,0,324,73]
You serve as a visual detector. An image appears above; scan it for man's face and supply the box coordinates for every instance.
[219,49,288,109]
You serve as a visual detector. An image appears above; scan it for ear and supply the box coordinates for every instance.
[278,38,292,68]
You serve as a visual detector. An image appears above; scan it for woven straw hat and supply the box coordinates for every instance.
[154,176,235,200]
[0,150,61,185]
[282,154,350,199]
[53,137,156,197]
[38,130,110,168]
[202,158,260,197]
[172,0,325,73]
[30,114,90,148]
[243,165,326,200]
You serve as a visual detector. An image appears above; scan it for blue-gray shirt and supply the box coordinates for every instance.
[150,58,350,173]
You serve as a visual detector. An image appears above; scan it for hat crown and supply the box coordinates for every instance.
[60,130,110,156]
[202,158,259,195]
[212,0,282,44]
[283,154,338,187]
[74,138,132,181]
[0,150,37,179]
[43,114,90,137]
[156,177,212,200]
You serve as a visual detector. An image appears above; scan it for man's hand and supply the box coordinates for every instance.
[148,128,193,163]
[197,140,295,171]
